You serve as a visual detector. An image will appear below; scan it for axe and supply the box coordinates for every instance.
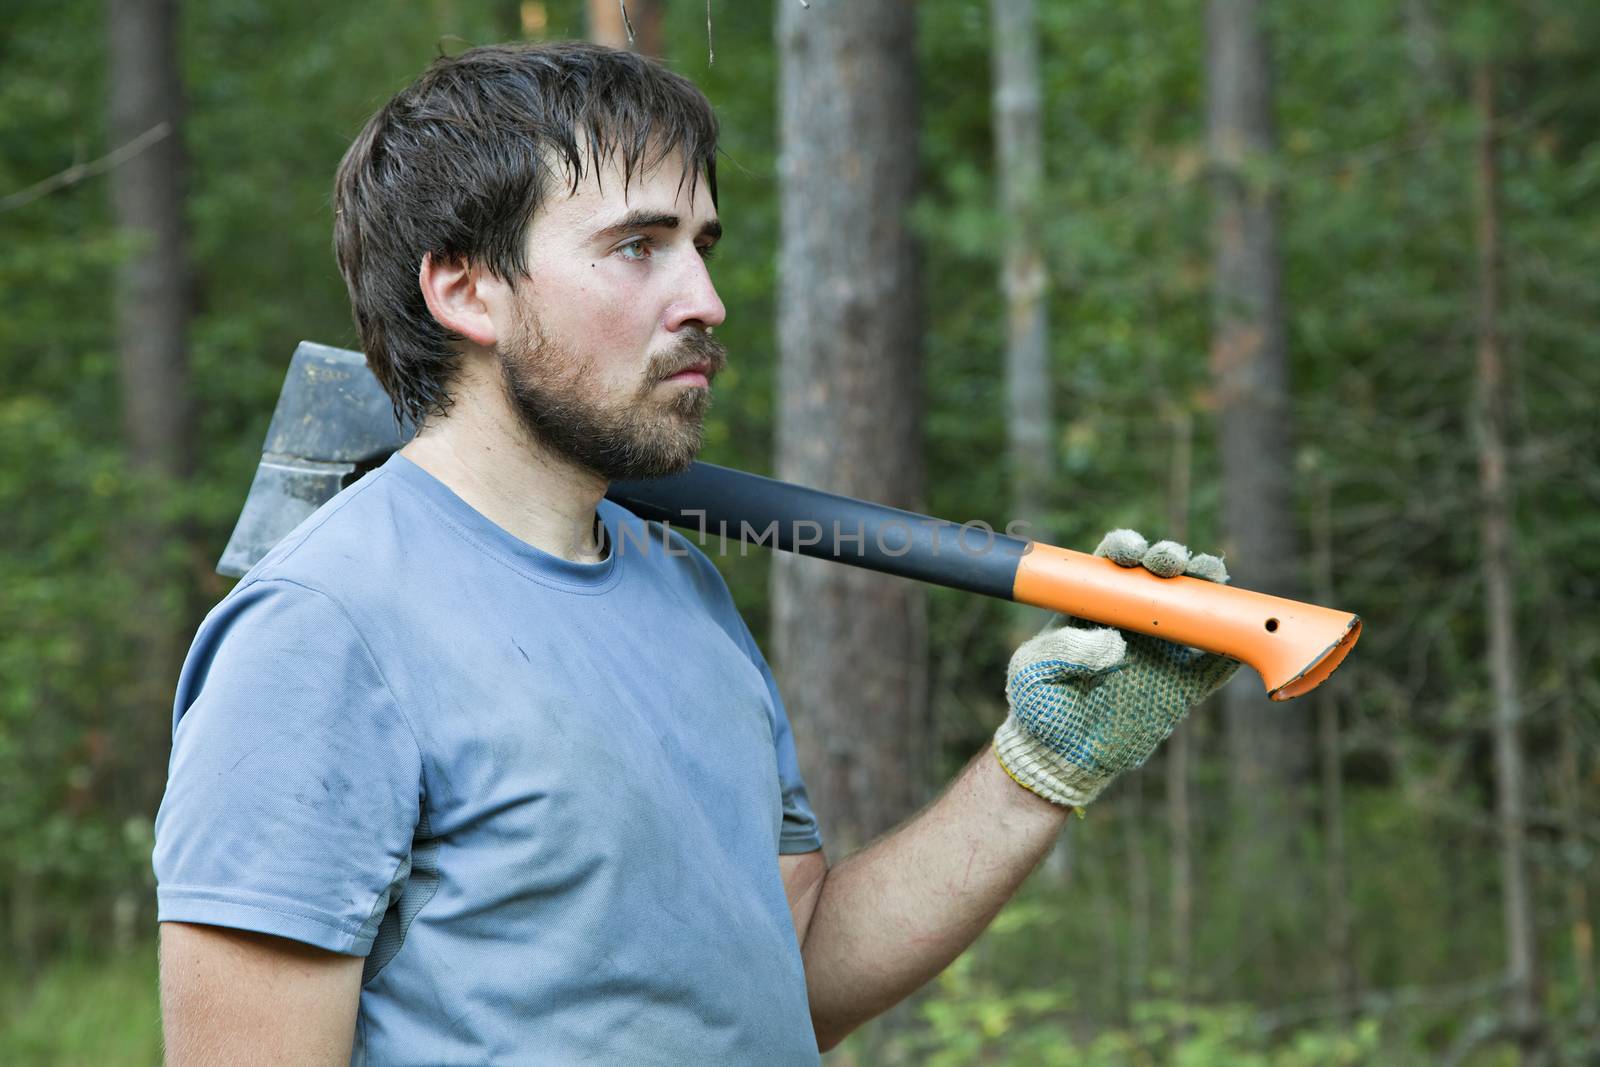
[222,342,1360,700]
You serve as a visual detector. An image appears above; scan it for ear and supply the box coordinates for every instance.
[419,252,500,347]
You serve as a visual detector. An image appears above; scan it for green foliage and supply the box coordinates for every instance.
[911,964,1383,1067]
[2,0,1597,1061]
[0,942,161,1066]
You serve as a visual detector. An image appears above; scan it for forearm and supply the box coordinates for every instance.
[799,743,1069,1049]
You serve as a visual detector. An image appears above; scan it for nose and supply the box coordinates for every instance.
[663,253,726,334]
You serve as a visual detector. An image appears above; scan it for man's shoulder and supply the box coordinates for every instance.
[228,462,418,604]
[179,466,426,712]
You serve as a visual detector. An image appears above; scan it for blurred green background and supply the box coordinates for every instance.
[2,0,1597,1063]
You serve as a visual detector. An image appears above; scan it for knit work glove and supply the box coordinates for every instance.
[994,529,1241,810]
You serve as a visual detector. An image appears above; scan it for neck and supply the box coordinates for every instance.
[398,367,608,565]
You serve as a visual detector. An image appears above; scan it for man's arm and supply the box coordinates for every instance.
[780,744,1067,1052]
[159,921,364,1065]
[778,531,1239,1049]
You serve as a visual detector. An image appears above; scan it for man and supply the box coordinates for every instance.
[153,42,1237,1065]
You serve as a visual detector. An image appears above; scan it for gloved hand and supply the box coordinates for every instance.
[994,529,1240,810]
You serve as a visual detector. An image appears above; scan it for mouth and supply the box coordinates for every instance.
[661,361,712,388]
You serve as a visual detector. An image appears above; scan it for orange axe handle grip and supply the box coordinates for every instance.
[1013,544,1361,701]
[607,461,1361,700]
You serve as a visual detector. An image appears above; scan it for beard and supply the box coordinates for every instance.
[494,306,727,482]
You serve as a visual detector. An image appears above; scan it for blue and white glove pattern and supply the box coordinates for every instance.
[994,529,1240,809]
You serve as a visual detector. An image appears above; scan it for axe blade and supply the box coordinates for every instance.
[217,341,412,577]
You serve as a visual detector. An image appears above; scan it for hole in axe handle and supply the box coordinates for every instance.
[1009,543,1361,699]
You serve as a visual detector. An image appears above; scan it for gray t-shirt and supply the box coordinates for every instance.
[153,452,824,1065]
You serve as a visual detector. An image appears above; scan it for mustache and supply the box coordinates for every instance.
[649,329,728,385]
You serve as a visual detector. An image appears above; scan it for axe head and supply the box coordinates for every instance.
[217,341,412,577]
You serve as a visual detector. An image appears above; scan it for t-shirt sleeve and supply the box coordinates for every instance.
[729,614,823,856]
[152,578,424,955]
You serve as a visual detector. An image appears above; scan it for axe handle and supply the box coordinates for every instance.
[606,462,1360,701]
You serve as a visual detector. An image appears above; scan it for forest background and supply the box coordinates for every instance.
[1,0,1596,1064]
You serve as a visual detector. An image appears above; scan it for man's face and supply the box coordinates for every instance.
[492,149,727,482]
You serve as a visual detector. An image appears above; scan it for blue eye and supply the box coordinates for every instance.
[617,237,652,261]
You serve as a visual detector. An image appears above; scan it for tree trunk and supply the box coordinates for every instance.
[1085,823,1125,1023]
[587,0,665,56]
[773,0,926,858]
[1472,61,1548,1065]
[1205,0,1304,990]
[1402,0,1447,126]
[1556,654,1596,1035]
[1121,777,1151,1003]
[990,0,1067,881]
[108,0,193,483]
[989,0,1053,558]
[9,872,38,989]
[1312,462,1357,1010]
[106,0,195,816]
[1164,406,1195,993]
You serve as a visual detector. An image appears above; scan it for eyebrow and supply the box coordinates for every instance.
[590,210,722,244]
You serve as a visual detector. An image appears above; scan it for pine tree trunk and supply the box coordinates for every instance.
[1402,0,1446,134]
[1121,776,1151,1003]
[106,0,195,816]
[772,0,926,858]
[502,0,524,38]
[989,0,1053,555]
[108,0,192,483]
[1556,670,1596,1035]
[587,0,664,56]
[990,0,1066,881]
[1312,465,1357,1010]
[1205,0,1305,990]
[1164,406,1195,993]
[1472,61,1548,1064]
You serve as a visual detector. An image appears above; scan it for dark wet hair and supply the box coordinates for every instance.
[332,41,720,427]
